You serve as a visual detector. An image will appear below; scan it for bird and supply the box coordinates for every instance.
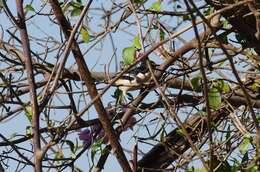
[113,60,158,96]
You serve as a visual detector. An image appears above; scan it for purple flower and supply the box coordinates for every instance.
[91,123,101,133]
[78,129,92,148]
[79,108,136,148]
[91,124,108,143]
[79,124,107,149]
[97,129,108,143]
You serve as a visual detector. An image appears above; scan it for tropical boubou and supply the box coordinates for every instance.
[113,60,158,96]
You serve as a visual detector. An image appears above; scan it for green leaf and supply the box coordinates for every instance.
[160,127,166,142]
[37,95,42,101]
[90,148,96,165]
[132,36,141,50]
[62,3,70,12]
[0,1,3,12]
[213,80,224,91]
[149,1,161,11]
[25,106,32,122]
[71,152,76,159]
[203,7,212,16]
[176,129,185,136]
[225,125,231,152]
[26,126,33,136]
[160,29,165,41]
[80,27,90,43]
[257,114,260,123]
[213,80,230,93]
[122,46,136,65]
[197,111,206,117]
[95,138,105,147]
[191,76,202,92]
[250,166,259,172]
[183,14,192,21]
[239,134,251,154]
[222,83,231,93]
[223,20,229,29]
[251,80,260,92]
[25,4,35,12]
[71,8,82,16]
[101,146,110,155]
[230,163,239,172]
[91,139,104,164]
[208,88,222,110]
[55,150,64,159]
[70,1,83,8]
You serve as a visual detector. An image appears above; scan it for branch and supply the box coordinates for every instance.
[48,1,132,171]
[15,0,42,171]
[205,0,260,53]
[137,108,229,171]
